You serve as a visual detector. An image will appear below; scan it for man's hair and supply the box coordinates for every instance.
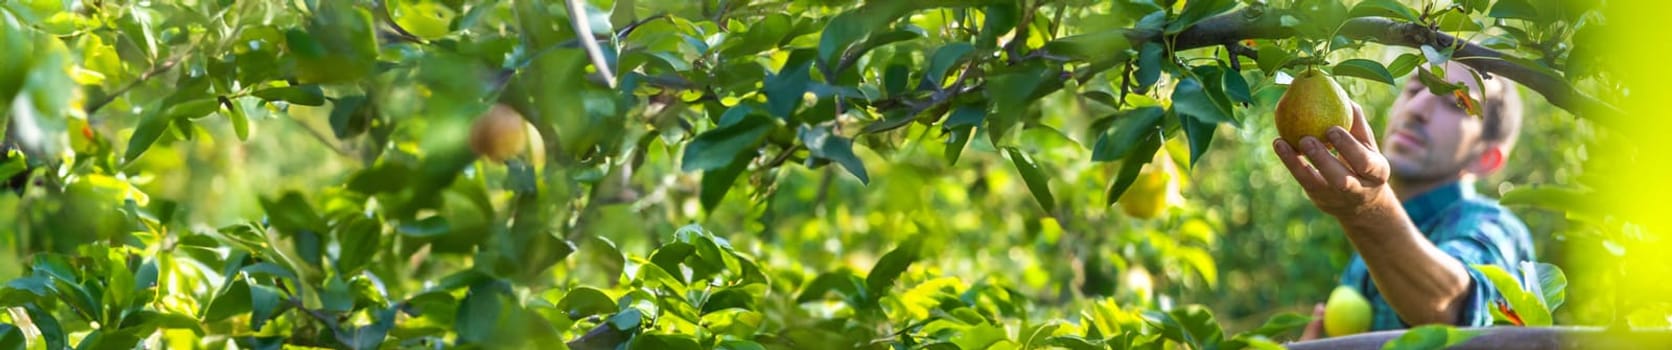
[1477,73,1523,151]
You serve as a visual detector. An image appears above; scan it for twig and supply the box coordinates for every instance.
[565,0,617,88]
[84,52,190,115]
[288,298,353,346]
[287,115,354,157]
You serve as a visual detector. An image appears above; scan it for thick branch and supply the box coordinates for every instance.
[1128,8,1622,127]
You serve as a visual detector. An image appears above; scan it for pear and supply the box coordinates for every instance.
[1275,69,1353,147]
[1324,285,1373,337]
[1119,149,1183,219]
[469,104,529,162]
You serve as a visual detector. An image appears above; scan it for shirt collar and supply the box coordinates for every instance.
[1401,181,1473,226]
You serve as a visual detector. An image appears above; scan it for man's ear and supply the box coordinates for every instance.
[1471,144,1506,176]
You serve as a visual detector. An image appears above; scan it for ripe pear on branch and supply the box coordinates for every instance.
[469,104,529,162]
[1275,68,1353,148]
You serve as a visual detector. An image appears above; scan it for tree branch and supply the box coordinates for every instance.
[1125,8,1623,127]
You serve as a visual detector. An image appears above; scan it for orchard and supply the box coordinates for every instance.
[2,0,1671,349]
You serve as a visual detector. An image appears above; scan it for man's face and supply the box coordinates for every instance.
[1382,68,1487,183]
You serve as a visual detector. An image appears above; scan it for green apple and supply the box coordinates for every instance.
[1325,285,1372,337]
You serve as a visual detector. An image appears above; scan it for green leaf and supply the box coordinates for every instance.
[1135,42,1163,92]
[1223,68,1252,105]
[682,113,772,172]
[1245,312,1311,338]
[1091,107,1164,162]
[765,54,813,119]
[818,1,914,68]
[24,304,65,350]
[1145,305,1224,349]
[720,13,790,56]
[124,106,169,162]
[1333,59,1396,85]
[923,43,976,89]
[944,126,976,166]
[1256,44,1294,74]
[558,287,617,320]
[0,323,23,350]
[1171,77,1233,123]
[220,97,250,141]
[1348,0,1422,23]
[249,284,287,331]
[1386,53,1424,78]
[1380,325,1479,350]
[258,191,324,234]
[328,95,370,139]
[1499,186,1600,217]
[1043,29,1132,62]
[1534,262,1567,311]
[1043,335,1104,350]
[1472,264,1552,326]
[167,98,223,120]
[456,283,506,345]
[841,29,924,70]
[1180,107,1216,168]
[799,125,869,184]
[699,154,750,212]
[1488,0,1540,21]
[251,85,326,106]
[1007,147,1056,212]
[334,217,381,275]
[864,239,920,304]
[1105,130,1163,206]
[987,63,1053,143]
[1434,11,1483,32]
[796,271,865,304]
[1166,0,1237,33]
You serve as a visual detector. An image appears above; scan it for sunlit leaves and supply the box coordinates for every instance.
[1348,0,1422,23]
[1333,59,1397,85]
[1474,264,1554,326]
[1006,147,1055,212]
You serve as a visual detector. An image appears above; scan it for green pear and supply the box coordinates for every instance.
[1275,69,1353,147]
[1325,285,1373,337]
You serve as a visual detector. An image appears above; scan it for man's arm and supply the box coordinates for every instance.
[1271,104,1473,326]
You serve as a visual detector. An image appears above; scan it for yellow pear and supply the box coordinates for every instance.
[1275,68,1352,147]
[469,104,528,162]
[1119,150,1183,219]
[1324,285,1373,337]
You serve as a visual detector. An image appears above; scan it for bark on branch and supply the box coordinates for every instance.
[1125,8,1622,128]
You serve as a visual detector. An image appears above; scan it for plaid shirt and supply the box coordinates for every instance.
[1338,181,1537,330]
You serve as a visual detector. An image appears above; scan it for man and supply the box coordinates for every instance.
[1275,62,1536,338]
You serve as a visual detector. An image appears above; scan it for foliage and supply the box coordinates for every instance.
[0,0,1663,349]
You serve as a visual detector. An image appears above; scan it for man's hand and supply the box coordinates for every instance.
[1273,103,1397,219]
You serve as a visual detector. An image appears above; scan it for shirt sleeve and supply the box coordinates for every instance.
[1432,220,1526,327]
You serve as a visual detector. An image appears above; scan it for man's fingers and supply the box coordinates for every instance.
[1325,127,1387,185]
[1348,103,1380,153]
[1298,136,1357,192]
[1300,303,1326,341]
[1274,139,1326,192]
